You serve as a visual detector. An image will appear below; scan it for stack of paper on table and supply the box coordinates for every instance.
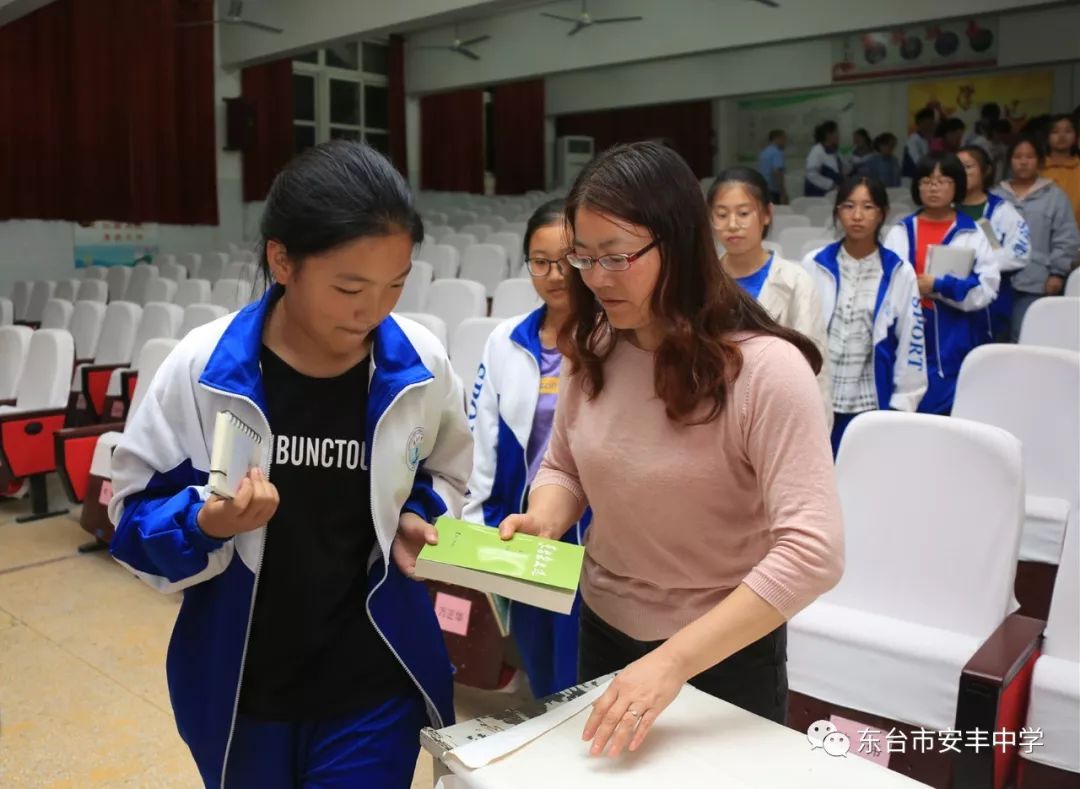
[415,517,584,615]
[423,680,929,788]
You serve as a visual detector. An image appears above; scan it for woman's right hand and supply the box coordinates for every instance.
[498,513,557,541]
[197,467,280,540]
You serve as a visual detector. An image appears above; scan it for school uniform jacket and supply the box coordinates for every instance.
[883,211,999,379]
[805,241,928,412]
[108,287,472,788]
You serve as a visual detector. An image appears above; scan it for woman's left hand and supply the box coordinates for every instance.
[917,274,936,297]
[391,512,437,577]
[582,648,686,757]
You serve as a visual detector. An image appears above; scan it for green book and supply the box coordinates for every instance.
[416,517,585,615]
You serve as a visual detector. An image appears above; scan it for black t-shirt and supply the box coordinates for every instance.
[238,346,413,721]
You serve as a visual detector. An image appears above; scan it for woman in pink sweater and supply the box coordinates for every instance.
[499,141,844,758]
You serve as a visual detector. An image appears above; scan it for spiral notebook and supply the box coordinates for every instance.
[208,410,266,499]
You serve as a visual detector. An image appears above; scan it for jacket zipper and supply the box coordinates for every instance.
[197,382,274,789]
[515,344,541,516]
[364,378,446,729]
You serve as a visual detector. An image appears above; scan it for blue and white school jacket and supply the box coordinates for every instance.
[805,241,928,412]
[883,211,999,377]
[805,143,843,197]
[463,305,586,539]
[980,192,1031,274]
[461,306,588,698]
[108,288,472,788]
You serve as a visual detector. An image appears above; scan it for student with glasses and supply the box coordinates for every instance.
[499,141,843,759]
[708,166,832,426]
[884,152,998,415]
[464,199,589,699]
[803,176,927,455]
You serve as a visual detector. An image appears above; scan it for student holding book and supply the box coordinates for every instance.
[499,141,843,758]
[463,199,589,698]
[957,145,1031,341]
[802,176,927,454]
[107,141,473,788]
[884,152,998,414]
[707,167,832,425]
[994,135,1080,340]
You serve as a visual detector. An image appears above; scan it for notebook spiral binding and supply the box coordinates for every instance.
[226,412,261,445]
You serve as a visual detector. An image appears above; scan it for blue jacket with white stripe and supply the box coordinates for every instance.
[108,287,472,787]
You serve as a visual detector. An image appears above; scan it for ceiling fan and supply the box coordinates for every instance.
[178,1,283,34]
[415,26,491,60]
[541,1,643,36]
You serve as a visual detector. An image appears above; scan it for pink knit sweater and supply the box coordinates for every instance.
[533,332,844,641]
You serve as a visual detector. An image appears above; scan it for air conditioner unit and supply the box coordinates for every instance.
[554,136,594,189]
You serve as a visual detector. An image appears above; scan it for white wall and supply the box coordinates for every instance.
[406,0,1053,95]
[0,25,247,296]
[545,4,1080,117]
[539,3,1080,177]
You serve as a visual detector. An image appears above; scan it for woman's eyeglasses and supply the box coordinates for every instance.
[565,239,659,272]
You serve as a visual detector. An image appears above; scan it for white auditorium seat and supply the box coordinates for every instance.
[40,298,73,330]
[105,267,131,302]
[442,233,479,262]
[450,317,502,384]
[53,278,80,303]
[399,260,433,313]
[777,227,834,262]
[491,279,542,318]
[484,232,523,269]
[789,196,830,215]
[211,279,245,311]
[76,279,108,304]
[460,224,493,242]
[178,304,228,338]
[68,300,107,362]
[425,244,460,280]
[426,279,487,339]
[802,204,834,228]
[0,297,12,326]
[175,279,212,309]
[82,266,108,281]
[0,325,33,401]
[24,280,56,324]
[1066,269,1080,298]
[769,214,812,235]
[10,281,31,321]
[1019,297,1080,352]
[145,278,178,305]
[397,313,448,349]
[157,261,187,283]
[460,244,510,297]
[199,254,226,284]
[125,263,158,306]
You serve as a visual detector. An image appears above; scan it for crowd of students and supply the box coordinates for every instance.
[753,107,1079,435]
[101,121,1078,786]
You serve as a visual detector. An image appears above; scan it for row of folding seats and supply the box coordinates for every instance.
[0,294,228,519]
[6,278,109,324]
[155,250,258,284]
[786,344,1079,786]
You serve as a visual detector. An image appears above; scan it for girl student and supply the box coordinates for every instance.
[500,141,843,758]
[708,166,833,424]
[802,175,927,454]
[956,144,1032,340]
[463,199,589,699]
[993,135,1080,340]
[1041,113,1080,229]
[804,120,843,197]
[108,141,473,788]
[883,152,998,414]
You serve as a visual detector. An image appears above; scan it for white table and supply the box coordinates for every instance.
[421,678,930,788]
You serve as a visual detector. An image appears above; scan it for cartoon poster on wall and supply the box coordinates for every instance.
[736,91,855,164]
[73,221,159,269]
[832,17,997,82]
[906,71,1053,135]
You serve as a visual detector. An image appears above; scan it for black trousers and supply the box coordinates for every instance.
[578,603,789,724]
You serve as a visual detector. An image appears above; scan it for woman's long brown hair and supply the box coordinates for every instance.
[560,140,823,424]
